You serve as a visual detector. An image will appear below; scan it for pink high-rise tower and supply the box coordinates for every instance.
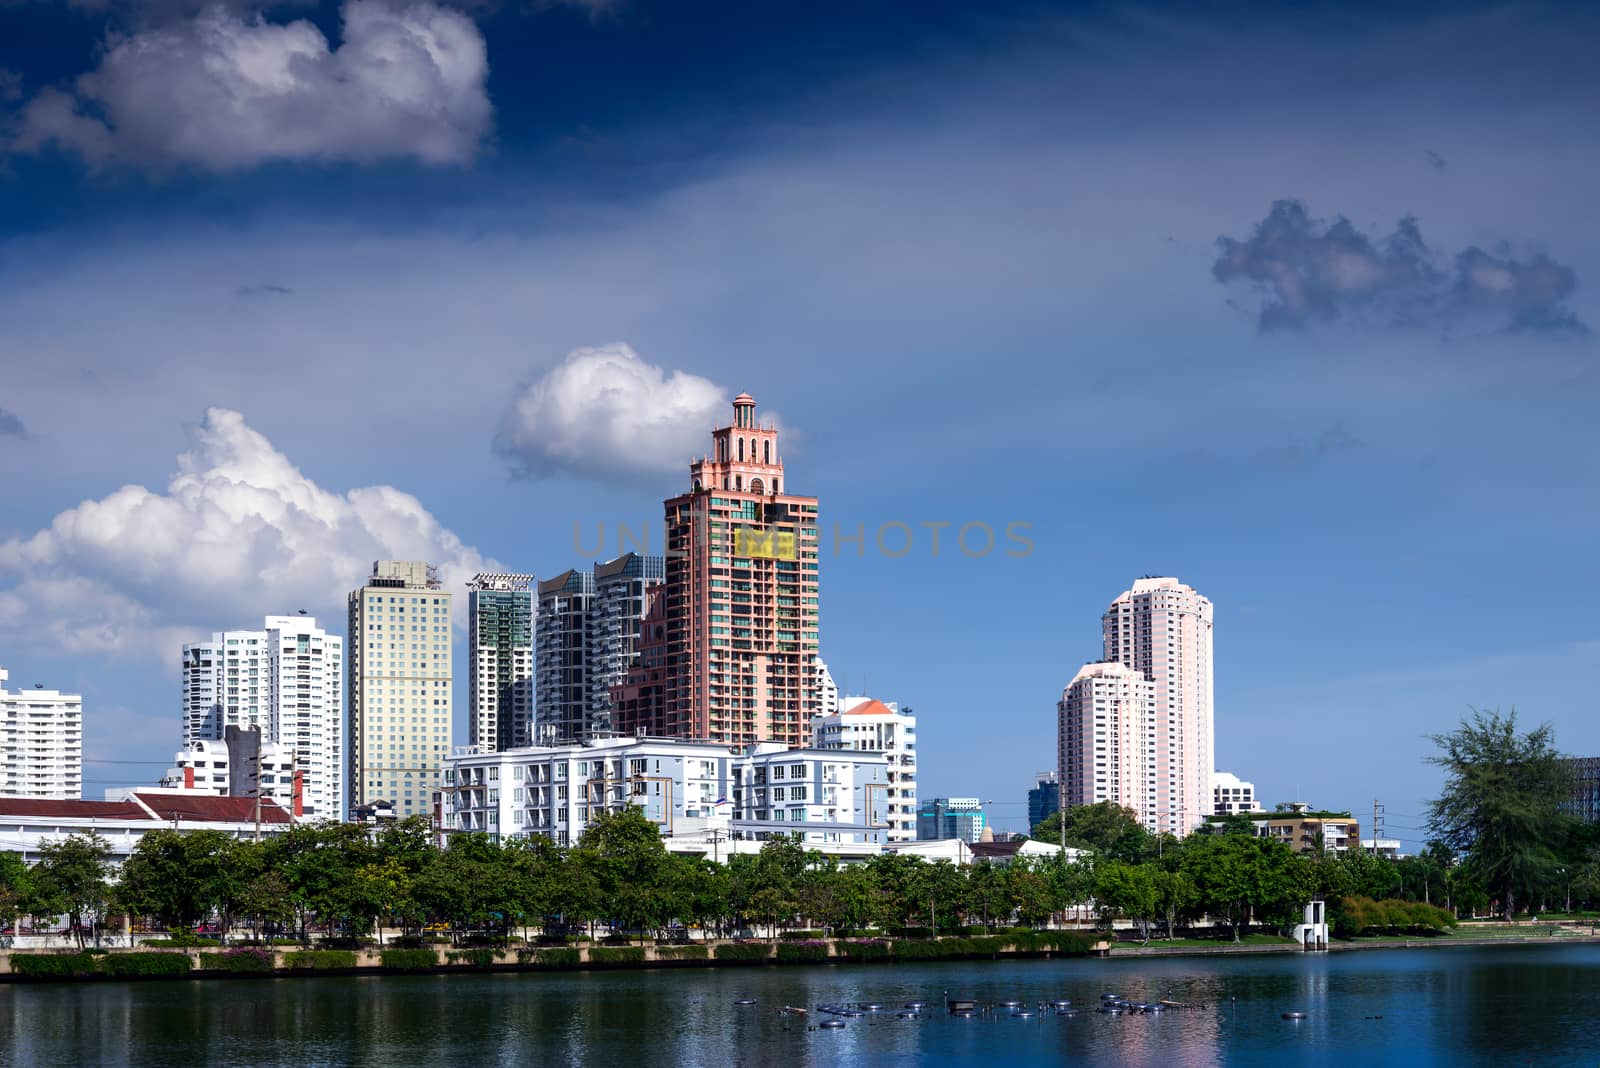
[1102,577,1214,836]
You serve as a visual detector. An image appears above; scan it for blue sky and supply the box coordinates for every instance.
[1,0,1597,843]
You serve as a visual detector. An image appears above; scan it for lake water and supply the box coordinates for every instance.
[4,944,1599,1067]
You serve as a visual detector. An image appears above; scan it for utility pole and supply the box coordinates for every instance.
[1370,800,1384,856]
[253,742,263,844]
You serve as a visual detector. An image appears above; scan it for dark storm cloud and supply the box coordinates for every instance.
[1213,200,1587,338]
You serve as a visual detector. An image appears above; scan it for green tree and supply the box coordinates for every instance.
[1427,708,1575,919]
[578,808,674,940]
[33,833,112,948]
[1034,802,1149,862]
[0,851,33,932]
[114,829,242,933]
[1181,833,1310,942]
[1095,861,1160,942]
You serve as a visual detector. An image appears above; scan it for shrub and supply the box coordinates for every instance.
[446,949,499,969]
[11,954,99,979]
[779,929,827,941]
[889,939,949,960]
[775,941,830,963]
[98,953,193,979]
[381,948,440,971]
[281,950,358,971]
[143,934,221,948]
[889,926,935,940]
[588,947,646,965]
[524,948,580,967]
[714,943,773,962]
[199,948,275,974]
[654,945,709,961]
[836,939,891,961]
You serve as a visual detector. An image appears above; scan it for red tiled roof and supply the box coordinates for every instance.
[134,793,293,825]
[842,699,896,717]
[0,798,147,820]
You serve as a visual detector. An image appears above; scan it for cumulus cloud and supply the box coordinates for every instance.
[6,0,492,172]
[1213,199,1587,337]
[0,407,24,437]
[494,343,734,483]
[0,408,496,659]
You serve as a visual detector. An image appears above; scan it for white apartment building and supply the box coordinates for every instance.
[441,735,890,855]
[0,667,83,799]
[181,615,343,820]
[1057,661,1157,828]
[814,659,840,716]
[468,573,535,752]
[1213,770,1262,815]
[1103,577,1215,836]
[812,696,916,841]
[349,561,453,820]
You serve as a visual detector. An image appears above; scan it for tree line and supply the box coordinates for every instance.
[2,709,1590,948]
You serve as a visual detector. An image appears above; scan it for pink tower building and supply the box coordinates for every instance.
[614,394,820,746]
[1102,577,1214,836]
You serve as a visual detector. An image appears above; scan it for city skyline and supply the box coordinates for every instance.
[3,1,1599,846]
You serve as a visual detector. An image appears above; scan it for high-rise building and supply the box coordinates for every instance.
[1027,770,1060,830]
[0,667,82,799]
[468,574,535,752]
[1057,661,1156,825]
[533,554,666,744]
[916,796,986,843]
[1102,577,1214,836]
[1562,757,1600,823]
[180,615,342,820]
[614,393,820,746]
[348,561,453,820]
[591,553,667,734]
[812,696,917,841]
[1212,770,1262,815]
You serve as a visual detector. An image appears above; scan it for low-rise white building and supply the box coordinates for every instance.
[158,727,301,815]
[0,790,294,864]
[1,667,82,800]
[812,696,917,841]
[441,735,891,855]
[1212,770,1262,815]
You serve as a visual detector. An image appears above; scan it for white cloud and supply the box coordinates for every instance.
[8,0,492,171]
[0,407,496,659]
[494,342,734,482]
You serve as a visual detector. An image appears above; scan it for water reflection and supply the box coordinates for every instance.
[5,946,1600,1067]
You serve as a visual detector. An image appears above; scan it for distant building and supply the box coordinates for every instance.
[348,561,453,820]
[468,573,535,753]
[0,667,82,800]
[535,554,666,744]
[441,735,889,856]
[1563,757,1600,822]
[813,696,917,841]
[1101,577,1214,836]
[1360,838,1405,859]
[887,838,1089,867]
[181,614,343,820]
[1057,661,1156,828]
[917,796,986,843]
[1212,771,1262,815]
[159,726,302,816]
[1213,802,1360,855]
[1027,771,1060,830]
[814,659,840,716]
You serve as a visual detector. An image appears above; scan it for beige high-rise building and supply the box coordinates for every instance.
[1102,576,1214,836]
[348,561,453,820]
[1057,661,1156,823]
